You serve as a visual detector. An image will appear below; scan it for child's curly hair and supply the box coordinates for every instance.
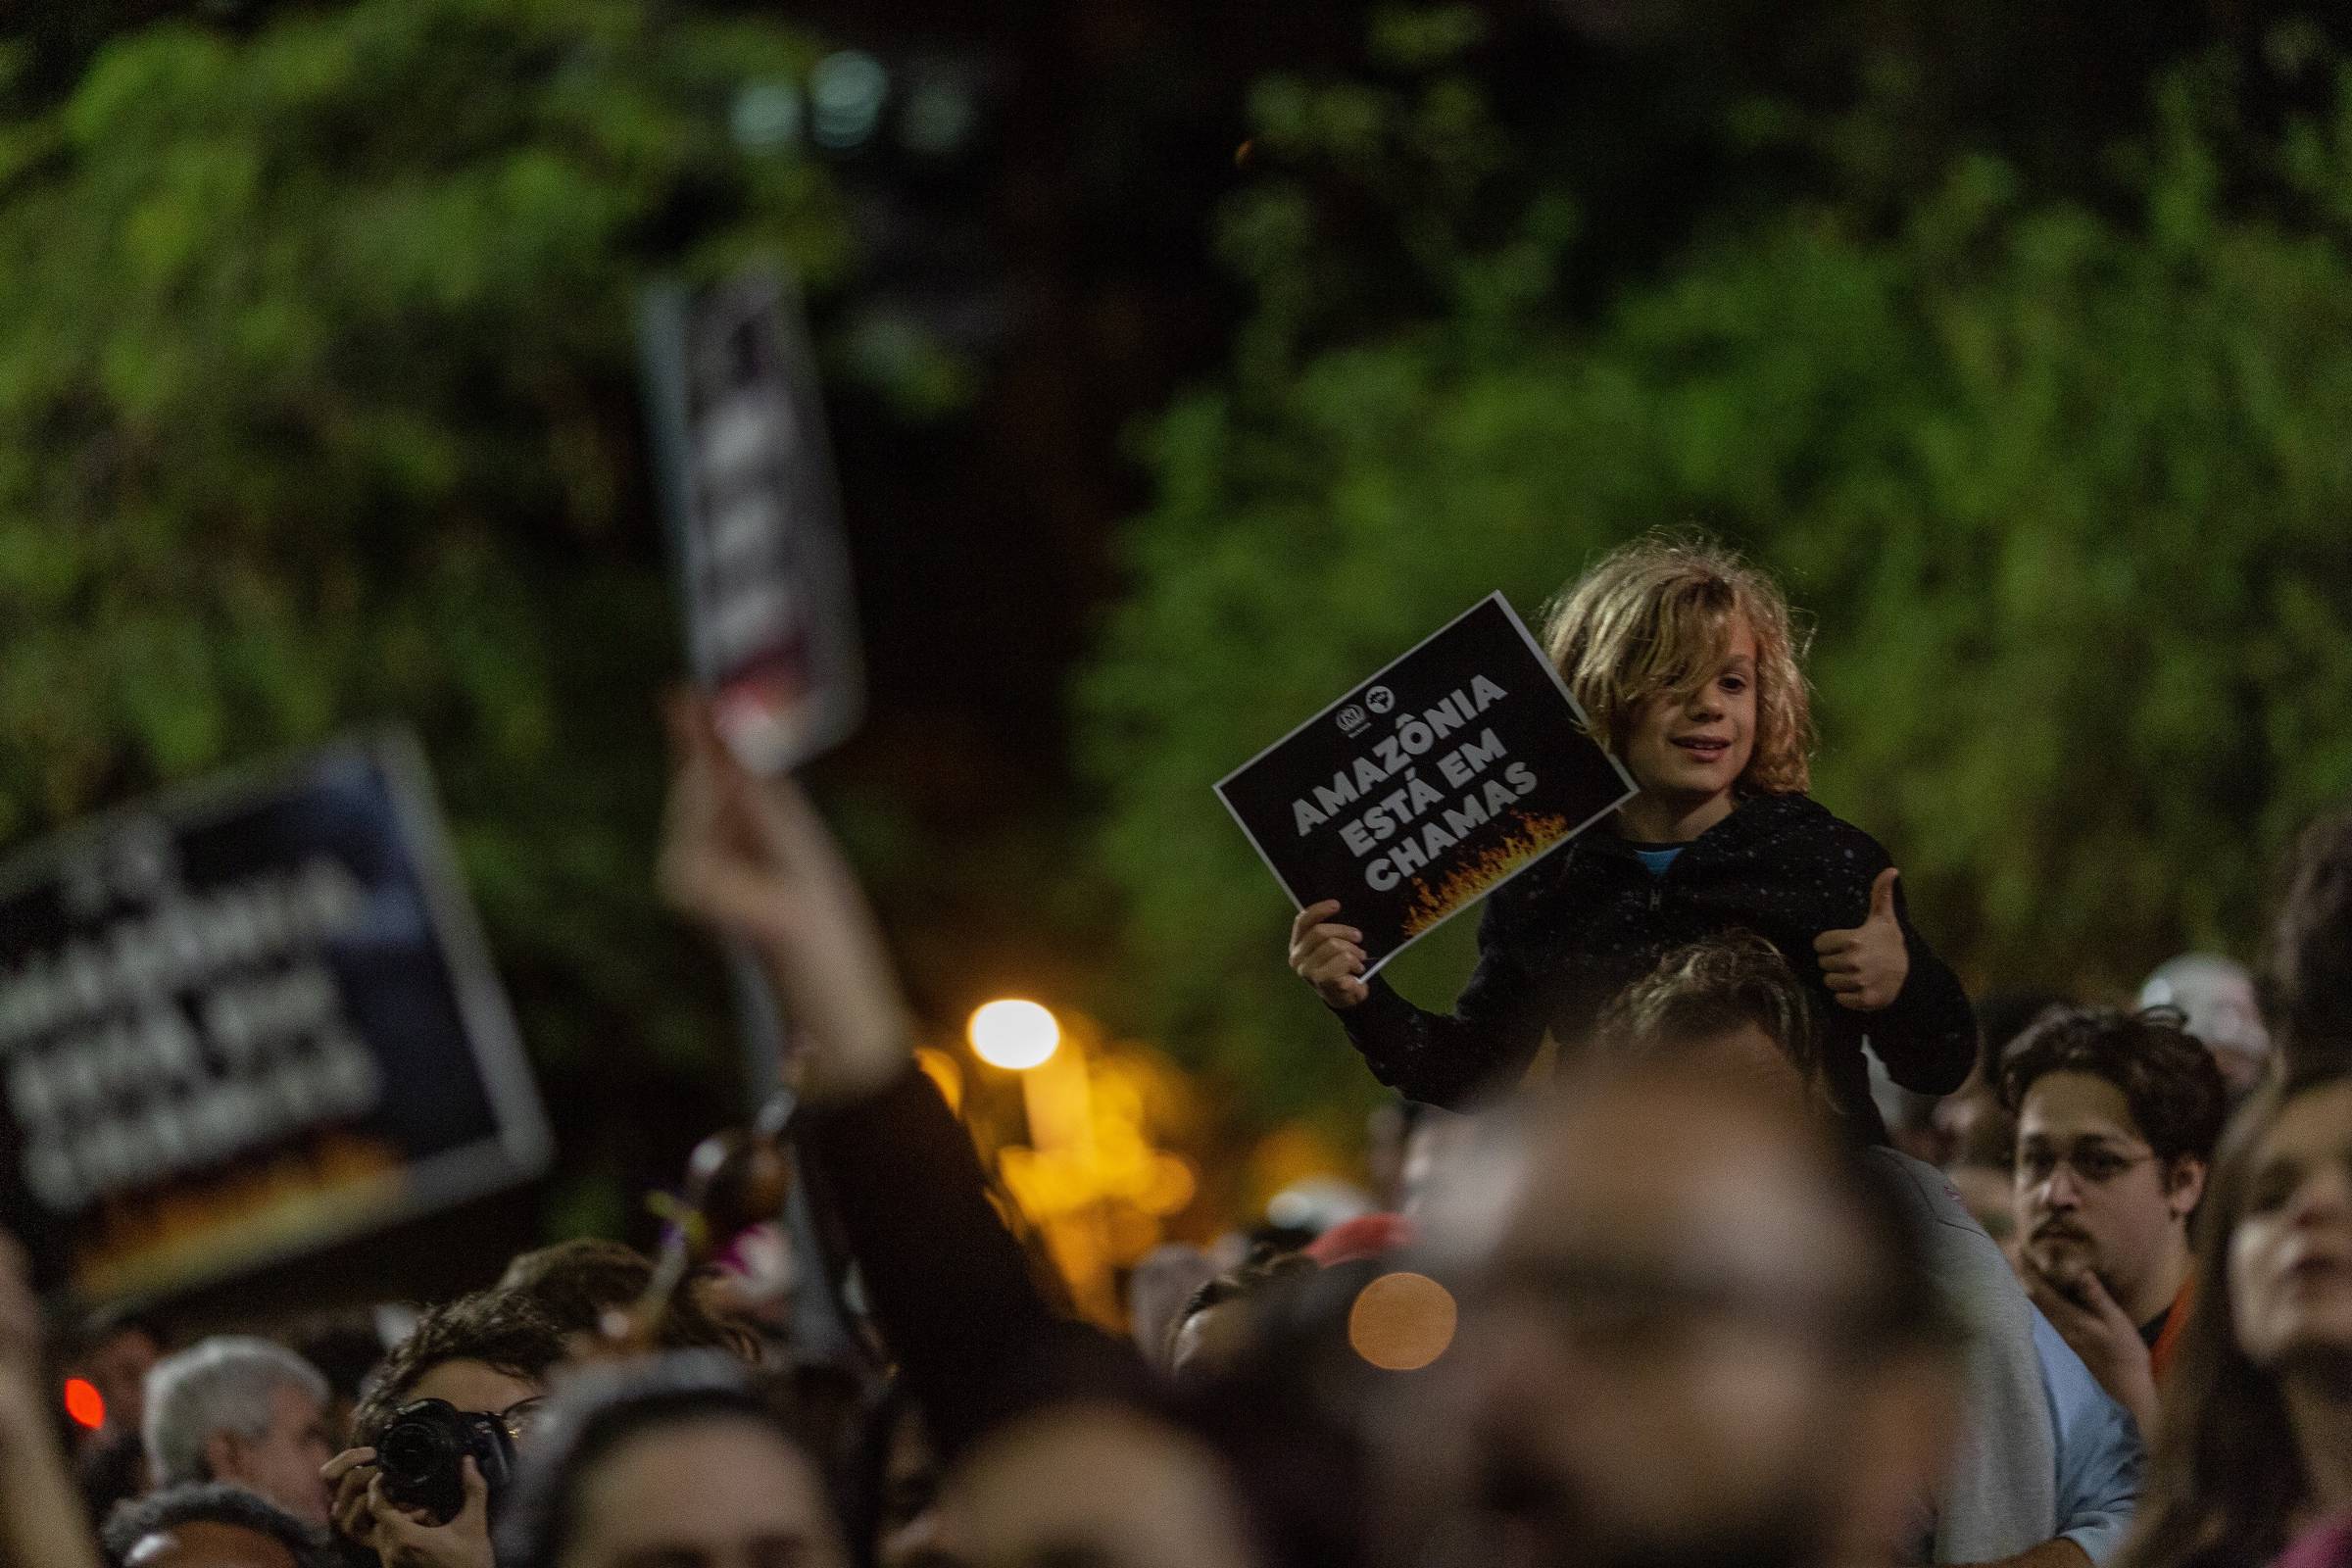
[1542,532,1814,794]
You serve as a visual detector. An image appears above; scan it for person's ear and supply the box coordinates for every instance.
[2165,1156,2208,1221]
[203,1428,245,1484]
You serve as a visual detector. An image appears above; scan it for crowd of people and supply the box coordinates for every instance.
[6,534,2352,1568]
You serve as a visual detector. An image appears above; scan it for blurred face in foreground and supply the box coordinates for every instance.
[557,1414,846,1568]
[1661,1022,1816,1115]
[1417,1075,1944,1568]
[2230,1079,2352,1370]
[942,1401,1260,1568]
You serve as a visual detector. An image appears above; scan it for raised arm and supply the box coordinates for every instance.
[656,697,1131,1456]
[1868,872,1978,1097]
[1313,895,1555,1108]
[1814,848,1976,1099]
[0,1234,105,1568]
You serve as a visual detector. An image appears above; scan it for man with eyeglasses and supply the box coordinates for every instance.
[1999,1005,2229,1435]
[1398,1054,1966,1568]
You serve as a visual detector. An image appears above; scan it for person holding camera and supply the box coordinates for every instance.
[321,1292,566,1568]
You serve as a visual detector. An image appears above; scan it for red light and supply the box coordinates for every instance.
[63,1378,105,1430]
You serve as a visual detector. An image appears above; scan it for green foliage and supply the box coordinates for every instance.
[1083,43,2352,1113]
[1218,14,1545,392]
[0,0,853,1091]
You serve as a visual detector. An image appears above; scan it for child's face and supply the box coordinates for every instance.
[1621,615,1757,808]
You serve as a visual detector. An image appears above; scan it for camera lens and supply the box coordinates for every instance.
[378,1418,451,1484]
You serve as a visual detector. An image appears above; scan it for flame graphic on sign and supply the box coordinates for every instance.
[1399,812,1571,938]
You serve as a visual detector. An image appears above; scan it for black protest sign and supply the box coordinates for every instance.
[639,268,862,775]
[0,734,551,1304]
[1216,594,1638,974]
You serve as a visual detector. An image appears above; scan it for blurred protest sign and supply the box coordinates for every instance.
[638,271,870,1365]
[0,733,551,1305]
[1216,594,1637,974]
[639,269,862,775]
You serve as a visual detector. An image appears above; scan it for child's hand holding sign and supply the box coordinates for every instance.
[1290,900,1368,1008]
[1815,866,1910,1011]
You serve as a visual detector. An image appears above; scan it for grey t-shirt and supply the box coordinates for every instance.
[1866,1147,2058,1564]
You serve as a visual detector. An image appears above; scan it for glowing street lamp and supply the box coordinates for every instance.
[967,999,1060,1070]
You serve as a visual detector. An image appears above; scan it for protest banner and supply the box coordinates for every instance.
[639,270,870,1363]
[0,733,552,1305]
[1216,593,1638,974]
[638,267,863,776]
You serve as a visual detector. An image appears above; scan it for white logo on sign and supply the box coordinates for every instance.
[1337,705,1370,737]
[1364,686,1395,714]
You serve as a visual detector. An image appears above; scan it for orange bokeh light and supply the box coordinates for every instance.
[1347,1271,1458,1372]
[63,1377,106,1429]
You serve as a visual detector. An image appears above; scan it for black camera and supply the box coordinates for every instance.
[374,1397,516,1524]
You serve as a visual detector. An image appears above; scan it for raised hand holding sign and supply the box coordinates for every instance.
[656,695,913,1106]
[1217,594,1637,977]
[1289,900,1368,1009]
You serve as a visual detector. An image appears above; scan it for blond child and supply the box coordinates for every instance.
[1288,535,1976,1136]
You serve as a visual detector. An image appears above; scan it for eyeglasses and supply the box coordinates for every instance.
[2015,1143,2158,1187]
[489,1396,550,1444]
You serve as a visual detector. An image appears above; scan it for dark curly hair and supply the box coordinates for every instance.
[1595,931,1825,1088]
[497,1238,761,1362]
[353,1290,568,1444]
[1996,1005,2228,1165]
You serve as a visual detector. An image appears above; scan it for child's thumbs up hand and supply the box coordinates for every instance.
[1814,866,1910,1011]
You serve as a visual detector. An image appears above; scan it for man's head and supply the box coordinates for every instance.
[1128,1243,1216,1365]
[2268,808,2352,1073]
[1594,932,1827,1114]
[74,1310,165,1439]
[496,1239,757,1362]
[353,1291,568,1450]
[1999,1005,2228,1318]
[2140,953,2274,1098]
[1419,1063,1955,1568]
[102,1482,337,1568]
[498,1353,847,1568]
[142,1339,334,1525]
[942,1401,1264,1568]
[1165,1251,1316,1383]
